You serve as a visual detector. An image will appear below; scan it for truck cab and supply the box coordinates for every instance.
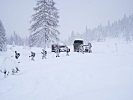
[73,40,84,52]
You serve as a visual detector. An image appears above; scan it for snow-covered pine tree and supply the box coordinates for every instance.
[0,20,6,51]
[29,0,60,49]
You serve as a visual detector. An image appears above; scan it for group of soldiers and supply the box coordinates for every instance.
[14,46,70,62]
[1,43,92,77]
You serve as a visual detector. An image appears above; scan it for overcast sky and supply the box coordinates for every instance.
[0,0,133,40]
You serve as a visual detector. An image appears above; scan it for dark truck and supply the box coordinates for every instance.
[73,40,92,53]
[73,40,84,52]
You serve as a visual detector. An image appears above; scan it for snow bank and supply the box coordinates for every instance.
[0,40,133,100]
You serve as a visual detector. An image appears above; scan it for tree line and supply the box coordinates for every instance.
[67,14,133,45]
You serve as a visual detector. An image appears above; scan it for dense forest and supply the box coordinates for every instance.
[67,14,133,45]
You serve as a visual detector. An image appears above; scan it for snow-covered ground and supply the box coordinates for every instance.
[0,39,133,100]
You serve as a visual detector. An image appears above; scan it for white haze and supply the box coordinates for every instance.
[0,0,133,40]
